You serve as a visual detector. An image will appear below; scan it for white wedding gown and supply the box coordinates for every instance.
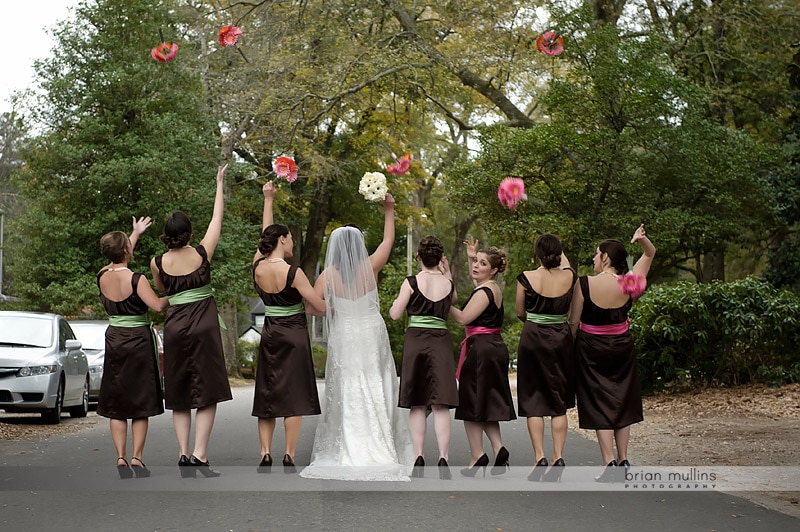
[300,291,413,481]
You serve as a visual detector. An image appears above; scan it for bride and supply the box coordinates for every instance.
[300,194,413,481]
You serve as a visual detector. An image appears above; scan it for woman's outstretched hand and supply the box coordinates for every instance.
[131,216,152,236]
[263,180,276,199]
[630,224,647,244]
[440,255,452,279]
[382,193,395,210]
[217,164,228,184]
[464,236,479,260]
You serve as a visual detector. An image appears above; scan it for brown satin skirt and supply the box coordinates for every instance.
[398,327,458,409]
[575,330,643,430]
[516,321,575,417]
[455,334,516,422]
[252,314,321,418]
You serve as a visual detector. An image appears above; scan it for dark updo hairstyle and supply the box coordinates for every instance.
[482,246,507,276]
[535,234,563,269]
[417,235,444,268]
[598,239,629,273]
[100,231,129,263]
[160,211,192,249]
[259,224,291,255]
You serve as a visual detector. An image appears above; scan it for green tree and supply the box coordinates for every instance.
[9,0,244,313]
[444,3,776,282]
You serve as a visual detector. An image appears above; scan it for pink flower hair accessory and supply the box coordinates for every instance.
[618,272,647,298]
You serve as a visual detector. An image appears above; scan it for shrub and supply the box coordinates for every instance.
[630,277,800,391]
[237,339,259,379]
[312,344,327,378]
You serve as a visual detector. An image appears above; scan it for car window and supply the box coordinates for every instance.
[0,315,53,347]
[59,319,74,350]
[70,323,108,350]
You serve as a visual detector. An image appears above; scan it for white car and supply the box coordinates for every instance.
[0,311,90,423]
[68,320,109,402]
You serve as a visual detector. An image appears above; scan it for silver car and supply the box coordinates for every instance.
[0,311,90,423]
[68,320,109,402]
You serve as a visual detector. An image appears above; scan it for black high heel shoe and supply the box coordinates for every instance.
[618,459,630,469]
[130,457,151,478]
[257,453,272,473]
[190,455,222,478]
[543,458,565,483]
[412,456,425,478]
[282,454,297,474]
[460,454,489,478]
[178,454,195,478]
[527,457,548,481]
[491,446,510,476]
[437,458,451,480]
[117,457,133,479]
[595,460,619,483]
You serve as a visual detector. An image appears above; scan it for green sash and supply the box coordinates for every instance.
[408,315,447,330]
[264,302,305,317]
[526,312,568,324]
[108,314,149,327]
[168,285,227,330]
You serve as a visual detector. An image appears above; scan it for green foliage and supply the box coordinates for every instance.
[443,7,777,282]
[312,344,327,379]
[7,0,258,314]
[630,277,800,390]
[236,339,259,379]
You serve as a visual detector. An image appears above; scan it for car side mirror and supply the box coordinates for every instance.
[65,339,82,351]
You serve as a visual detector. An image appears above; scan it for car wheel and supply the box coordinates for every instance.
[42,376,64,424]
[69,377,89,418]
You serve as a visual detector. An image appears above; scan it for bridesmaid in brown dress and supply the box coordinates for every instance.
[570,225,655,481]
[449,239,516,476]
[150,164,231,477]
[252,181,326,472]
[389,235,458,478]
[97,217,169,478]
[515,234,575,481]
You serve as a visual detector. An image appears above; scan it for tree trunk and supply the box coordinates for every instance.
[301,178,333,280]
[219,302,240,377]
[702,251,725,282]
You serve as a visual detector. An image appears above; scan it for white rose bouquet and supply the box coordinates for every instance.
[358,171,388,202]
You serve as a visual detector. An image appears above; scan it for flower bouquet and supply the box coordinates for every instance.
[273,156,298,182]
[359,172,388,202]
[497,177,527,210]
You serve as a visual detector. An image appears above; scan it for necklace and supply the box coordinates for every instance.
[420,270,442,275]
[597,270,618,278]
[108,266,129,272]
[474,279,496,290]
[267,258,286,263]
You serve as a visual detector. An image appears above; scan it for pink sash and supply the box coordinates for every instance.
[456,326,503,381]
[579,320,629,335]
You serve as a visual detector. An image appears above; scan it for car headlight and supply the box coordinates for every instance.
[89,365,103,374]
[18,365,58,377]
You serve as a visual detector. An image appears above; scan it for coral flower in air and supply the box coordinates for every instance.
[497,177,527,210]
[151,42,179,62]
[219,25,243,47]
[618,272,647,299]
[273,156,298,182]
[387,153,412,176]
[536,31,564,56]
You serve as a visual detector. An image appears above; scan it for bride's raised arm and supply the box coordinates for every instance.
[369,193,395,278]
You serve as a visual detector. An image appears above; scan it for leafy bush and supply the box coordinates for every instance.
[312,344,327,378]
[630,277,800,391]
[237,339,259,379]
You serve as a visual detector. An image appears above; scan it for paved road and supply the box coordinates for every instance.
[1,383,797,531]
